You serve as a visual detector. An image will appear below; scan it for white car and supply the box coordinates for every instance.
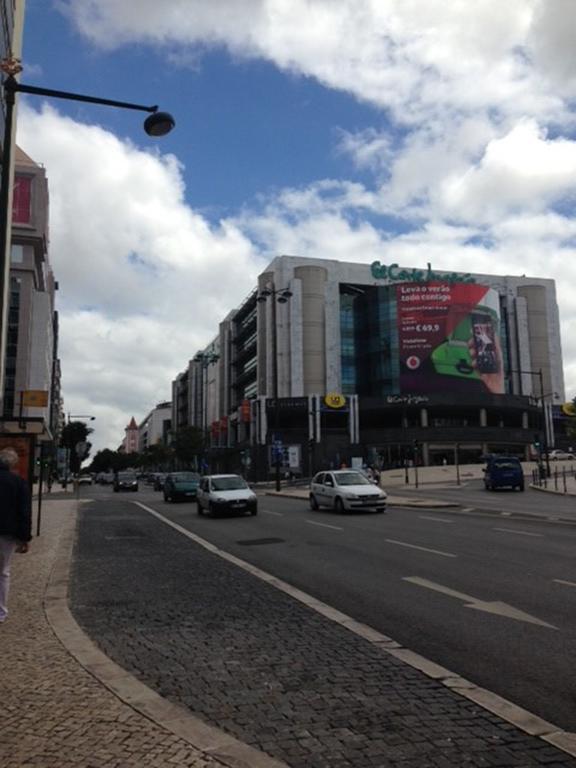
[309,470,387,513]
[549,449,575,460]
[196,474,258,516]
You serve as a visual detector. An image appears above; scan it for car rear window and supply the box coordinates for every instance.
[211,476,248,491]
[334,472,371,486]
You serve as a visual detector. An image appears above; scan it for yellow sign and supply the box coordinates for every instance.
[561,402,576,417]
[21,390,49,407]
[324,393,346,409]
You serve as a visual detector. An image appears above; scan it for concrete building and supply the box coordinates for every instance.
[121,417,139,454]
[175,255,565,477]
[138,401,171,453]
[2,147,60,440]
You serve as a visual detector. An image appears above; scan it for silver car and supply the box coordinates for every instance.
[309,470,387,513]
[196,474,258,517]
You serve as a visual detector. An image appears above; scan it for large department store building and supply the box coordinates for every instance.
[173,255,565,477]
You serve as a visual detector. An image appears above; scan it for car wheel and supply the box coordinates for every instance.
[518,482,525,492]
[250,506,258,516]
[197,502,203,516]
[334,497,345,513]
[309,494,319,510]
[209,502,218,517]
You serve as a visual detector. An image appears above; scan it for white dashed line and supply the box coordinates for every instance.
[305,520,343,531]
[262,509,283,516]
[385,539,457,558]
[493,527,543,538]
[419,515,454,524]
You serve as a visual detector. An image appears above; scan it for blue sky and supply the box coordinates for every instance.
[15,0,576,451]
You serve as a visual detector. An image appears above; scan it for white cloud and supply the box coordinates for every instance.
[60,0,564,123]
[18,104,263,450]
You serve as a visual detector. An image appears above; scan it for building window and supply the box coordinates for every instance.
[10,244,23,263]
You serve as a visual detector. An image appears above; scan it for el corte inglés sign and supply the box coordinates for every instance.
[371,261,476,284]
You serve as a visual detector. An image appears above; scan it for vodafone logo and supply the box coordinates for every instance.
[406,355,421,370]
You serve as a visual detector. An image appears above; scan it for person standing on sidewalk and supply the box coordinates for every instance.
[0,447,32,624]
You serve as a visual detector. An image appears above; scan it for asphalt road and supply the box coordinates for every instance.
[77,483,576,732]
[398,477,576,519]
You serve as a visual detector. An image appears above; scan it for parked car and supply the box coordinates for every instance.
[77,473,93,485]
[113,472,139,492]
[309,470,387,512]
[549,449,575,461]
[483,455,524,491]
[163,472,201,502]
[196,474,257,516]
[97,472,115,485]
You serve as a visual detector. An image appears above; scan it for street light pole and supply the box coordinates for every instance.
[257,283,292,491]
[0,56,175,409]
[508,367,551,477]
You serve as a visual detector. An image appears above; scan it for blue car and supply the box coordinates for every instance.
[484,456,524,491]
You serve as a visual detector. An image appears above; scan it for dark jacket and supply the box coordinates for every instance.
[0,465,32,542]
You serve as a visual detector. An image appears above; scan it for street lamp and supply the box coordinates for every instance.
[0,56,175,407]
[507,368,551,477]
[193,351,219,460]
[257,284,293,491]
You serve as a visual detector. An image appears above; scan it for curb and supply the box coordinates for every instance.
[44,500,288,768]
[529,483,576,497]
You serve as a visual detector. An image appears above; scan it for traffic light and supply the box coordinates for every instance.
[533,433,541,449]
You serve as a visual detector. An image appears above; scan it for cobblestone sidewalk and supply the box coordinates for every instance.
[0,500,230,768]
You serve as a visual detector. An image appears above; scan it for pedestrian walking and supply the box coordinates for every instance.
[0,447,32,624]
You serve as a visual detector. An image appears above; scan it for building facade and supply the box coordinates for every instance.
[2,147,60,440]
[175,255,565,477]
[138,401,171,452]
[121,417,139,454]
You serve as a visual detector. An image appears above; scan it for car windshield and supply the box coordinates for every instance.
[172,473,200,482]
[334,472,371,486]
[492,460,520,469]
[118,473,136,480]
[211,476,248,491]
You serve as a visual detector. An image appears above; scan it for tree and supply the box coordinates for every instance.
[89,448,135,473]
[60,421,93,475]
[139,442,172,470]
[172,427,204,467]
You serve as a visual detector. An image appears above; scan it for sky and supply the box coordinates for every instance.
[15,0,576,453]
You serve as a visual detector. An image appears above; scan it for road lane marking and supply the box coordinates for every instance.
[305,519,343,531]
[404,576,557,629]
[493,527,543,538]
[553,579,576,588]
[385,539,457,558]
[262,509,283,516]
[419,515,454,524]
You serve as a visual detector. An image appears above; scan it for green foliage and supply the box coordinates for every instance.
[89,448,134,473]
[60,421,93,474]
[172,426,204,467]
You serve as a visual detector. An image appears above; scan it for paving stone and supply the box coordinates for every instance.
[0,501,229,768]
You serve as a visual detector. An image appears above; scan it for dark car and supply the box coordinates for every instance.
[163,472,201,503]
[113,472,139,492]
[483,456,524,491]
[153,472,167,491]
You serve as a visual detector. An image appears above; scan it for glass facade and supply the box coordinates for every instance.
[340,285,400,397]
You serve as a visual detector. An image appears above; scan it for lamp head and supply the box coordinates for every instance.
[144,110,175,137]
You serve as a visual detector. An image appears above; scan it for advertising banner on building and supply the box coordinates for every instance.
[397,282,503,395]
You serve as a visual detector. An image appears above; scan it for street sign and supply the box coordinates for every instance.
[21,389,49,407]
